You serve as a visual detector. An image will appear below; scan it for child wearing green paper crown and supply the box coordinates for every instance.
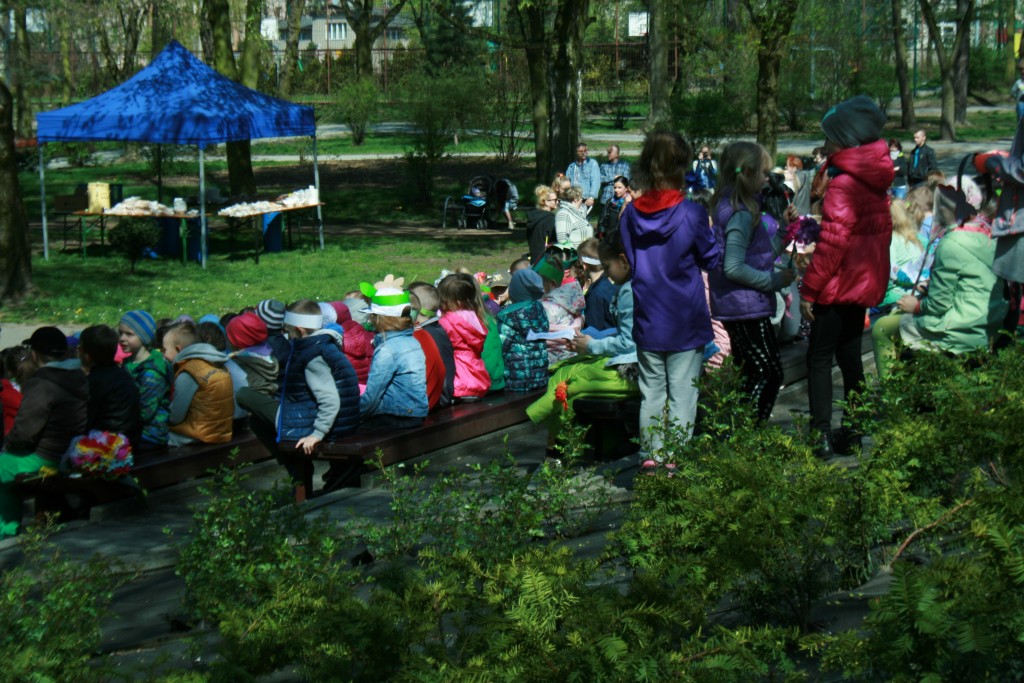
[359,275,429,428]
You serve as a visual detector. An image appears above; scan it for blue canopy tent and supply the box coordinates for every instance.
[35,39,320,268]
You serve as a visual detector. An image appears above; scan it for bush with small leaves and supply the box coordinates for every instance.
[109,217,161,273]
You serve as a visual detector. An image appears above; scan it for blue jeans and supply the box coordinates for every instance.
[637,349,703,457]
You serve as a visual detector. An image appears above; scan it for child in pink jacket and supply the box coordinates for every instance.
[438,273,491,400]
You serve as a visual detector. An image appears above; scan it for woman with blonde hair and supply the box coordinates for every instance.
[879,199,925,308]
[526,184,558,264]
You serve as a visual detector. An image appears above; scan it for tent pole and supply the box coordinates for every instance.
[200,146,207,269]
[38,144,49,261]
[313,134,324,251]
[156,144,163,203]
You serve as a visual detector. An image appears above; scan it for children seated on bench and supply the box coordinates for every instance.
[239,300,360,482]
[438,273,491,401]
[410,292,447,410]
[536,254,586,365]
[527,230,640,435]
[256,298,289,389]
[161,321,234,446]
[226,312,279,399]
[333,299,374,387]
[79,325,142,447]
[119,310,171,451]
[498,269,550,392]
[410,282,456,409]
[0,327,88,537]
[579,237,617,332]
[1,345,32,448]
[359,276,429,428]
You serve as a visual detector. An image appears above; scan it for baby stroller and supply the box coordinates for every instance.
[443,176,493,230]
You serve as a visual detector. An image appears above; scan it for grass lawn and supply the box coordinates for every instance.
[2,230,527,326]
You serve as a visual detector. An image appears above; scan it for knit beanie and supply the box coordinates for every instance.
[226,312,268,350]
[318,301,338,326]
[509,269,544,303]
[119,310,156,346]
[256,299,286,331]
[820,95,887,149]
[29,326,68,357]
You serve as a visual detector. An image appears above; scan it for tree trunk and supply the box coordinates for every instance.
[940,69,956,140]
[205,0,257,196]
[341,0,409,78]
[920,0,974,141]
[353,29,374,77]
[892,0,915,129]
[648,0,671,128]
[279,0,307,96]
[548,0,589,180]
[151,1,172,59]
[13,5,32,138]
[743,0,800,159]
[60,28,73,106]
[510,0,551,183]
[755,50,781,157]
[240,0,264,89]
[953,0,969,125]
[526,41,550,182]
[0,79,33,302]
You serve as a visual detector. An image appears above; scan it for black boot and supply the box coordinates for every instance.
[832,427,863,456]
[813,430,834,459]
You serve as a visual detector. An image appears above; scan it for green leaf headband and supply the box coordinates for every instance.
[533,256,563,284]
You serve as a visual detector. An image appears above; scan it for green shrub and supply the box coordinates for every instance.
[671,88,749,151]
[400,69,485,204]
[53,141,94,168]
[617,361,904,631]
[333,77,378,146]
[108,217,161,273]
[0,518,125,682]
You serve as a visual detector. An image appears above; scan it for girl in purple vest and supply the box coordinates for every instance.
[708,142,795,422]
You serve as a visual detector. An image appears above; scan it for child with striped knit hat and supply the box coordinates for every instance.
[118,309,171,450]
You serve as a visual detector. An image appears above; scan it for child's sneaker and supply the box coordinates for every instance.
[663,462,677,478]
[639,459,658,476]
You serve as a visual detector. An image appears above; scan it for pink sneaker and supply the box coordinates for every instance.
[639,459,658,476]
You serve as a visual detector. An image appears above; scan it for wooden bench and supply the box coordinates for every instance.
[14,427,267,521]
[280,390,543,501]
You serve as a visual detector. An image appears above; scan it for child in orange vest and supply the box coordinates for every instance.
[161,321,234,446]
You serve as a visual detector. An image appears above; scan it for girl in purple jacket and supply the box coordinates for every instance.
[620,130,722,463]
[708,142,795,422]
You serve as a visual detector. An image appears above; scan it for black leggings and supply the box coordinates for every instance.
[723,317,784,422]
[805,303,866,432]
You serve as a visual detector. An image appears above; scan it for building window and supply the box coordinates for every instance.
[328,22,347,41]
[387,28,402,41]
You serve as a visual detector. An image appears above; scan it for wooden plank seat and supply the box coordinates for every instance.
[14,425,266,521]
[279,390,543,501]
